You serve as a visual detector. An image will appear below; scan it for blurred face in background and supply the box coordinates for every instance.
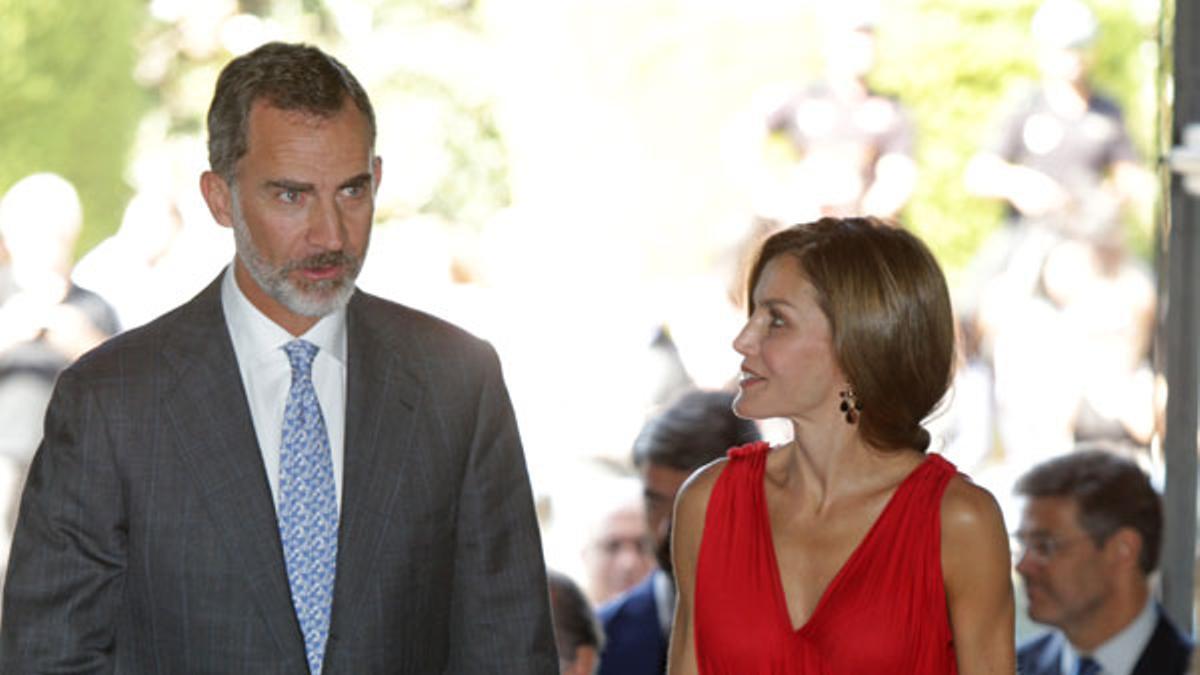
[823,27,877,82]
[0,173,82,293]
[1014,496,1116,633]
[640,461,692,576]
[581,502,655,604]
[1038,45,1090,86]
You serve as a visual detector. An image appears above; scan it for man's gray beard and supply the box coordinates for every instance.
[229,188,361,319]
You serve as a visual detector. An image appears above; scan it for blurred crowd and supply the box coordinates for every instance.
[0,0,1175,669]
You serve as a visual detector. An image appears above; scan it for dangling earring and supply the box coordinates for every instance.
[839,388,862,424]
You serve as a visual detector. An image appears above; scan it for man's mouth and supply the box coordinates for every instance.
[292,251,354,283]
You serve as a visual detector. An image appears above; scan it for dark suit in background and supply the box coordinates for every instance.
[597,571,669,675]
[1017,604,1192,675]
[596,389,759,675]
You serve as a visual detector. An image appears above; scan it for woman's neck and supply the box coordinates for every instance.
[772,419,923,512]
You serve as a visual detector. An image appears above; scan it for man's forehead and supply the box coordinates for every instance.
[1018,495,1082,529]
[246,99,355,134]
[238,99,374,177]
[641,462,692,483]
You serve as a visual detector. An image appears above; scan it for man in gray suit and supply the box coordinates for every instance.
[0,42,558,674]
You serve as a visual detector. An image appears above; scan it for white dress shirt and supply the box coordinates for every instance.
[220,265,347,511]
[1060,596,1158,675]
[652,568,675,639]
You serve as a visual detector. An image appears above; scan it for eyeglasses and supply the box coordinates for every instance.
[1011,532,1094,562]
[594,535,654,558]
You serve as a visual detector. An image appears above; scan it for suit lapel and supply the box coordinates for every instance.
[331,292,423,622]
[1132,609,1191,675]
[159,276,304,660]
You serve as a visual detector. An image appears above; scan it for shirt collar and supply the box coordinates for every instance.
[1062,596,1157,675]
[652,568,675,638]
[220,264,347,365]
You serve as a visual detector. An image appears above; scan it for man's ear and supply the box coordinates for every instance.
[372,155,383,195]
[1106,527,1143,571]
[200,171,234,228]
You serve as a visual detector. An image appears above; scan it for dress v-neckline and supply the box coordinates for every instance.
[761,453,936,635]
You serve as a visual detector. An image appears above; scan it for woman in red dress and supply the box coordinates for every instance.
[668,217,1014,674]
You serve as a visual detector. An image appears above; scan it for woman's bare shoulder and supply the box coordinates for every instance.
[940,474,1010,562]
[676,442,769,532]
[675,456,730,516]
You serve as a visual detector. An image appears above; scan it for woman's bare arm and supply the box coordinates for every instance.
[667,460,724,675]
[942,476,1016,674]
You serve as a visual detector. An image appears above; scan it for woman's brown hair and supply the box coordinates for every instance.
[745,216,955,452]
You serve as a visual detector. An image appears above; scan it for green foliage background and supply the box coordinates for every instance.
[877,0,1157,281]
[0,0,149,256]
[0,0,1160,276]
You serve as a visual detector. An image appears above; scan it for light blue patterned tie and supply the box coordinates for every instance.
[279,340,338,675]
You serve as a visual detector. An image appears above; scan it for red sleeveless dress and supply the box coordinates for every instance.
[693,442,959,674]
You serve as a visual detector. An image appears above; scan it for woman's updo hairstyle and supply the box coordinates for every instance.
[745,216,955,452]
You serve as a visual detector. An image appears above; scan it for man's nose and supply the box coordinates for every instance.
[308,201,346,250]
[1013,548,1038,577]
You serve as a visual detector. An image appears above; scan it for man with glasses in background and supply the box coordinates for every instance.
[1013,448,1192,675]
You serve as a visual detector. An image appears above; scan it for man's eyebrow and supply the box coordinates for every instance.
[339,173,373,190]
[264,179,314,192]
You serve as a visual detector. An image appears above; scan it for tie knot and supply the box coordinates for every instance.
[1076,656,1101,675]
[284,340,319,376]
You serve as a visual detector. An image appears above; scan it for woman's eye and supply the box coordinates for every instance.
[769,313,785,328]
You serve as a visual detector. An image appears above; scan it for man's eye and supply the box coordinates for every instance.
[279,190,301,204]
[342,185,363,198]
[769,313,785,327]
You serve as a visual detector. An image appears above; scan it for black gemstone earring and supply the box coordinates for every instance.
[839,388,862,424]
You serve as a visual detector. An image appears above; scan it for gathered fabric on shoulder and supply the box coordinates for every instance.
[693,441,959,674]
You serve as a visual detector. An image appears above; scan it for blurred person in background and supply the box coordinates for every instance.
[0,172,120,576]
[961,0,1157,492]
[754,6,917,223]
[975,231,1156,482]
[669,217,1013,674]
[1014,448,1192,675]
[963,0,1151,300]
[924,314,996,475]
[548,569,603,675]
[597,388,759,675]
[71,191,187,330]
[0,172,120,357]
[1040,237,1155,452]
[582,479,656,606]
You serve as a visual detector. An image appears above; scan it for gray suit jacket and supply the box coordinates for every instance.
[0,276,558,674]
